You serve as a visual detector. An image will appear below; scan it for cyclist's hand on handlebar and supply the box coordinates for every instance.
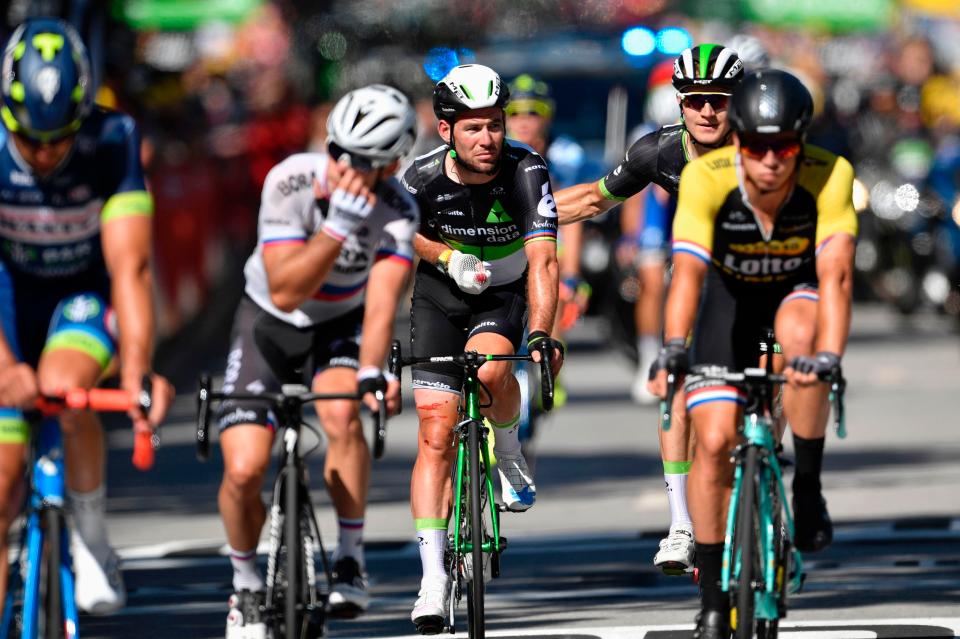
[123,371,174,434]
[384,372,401,416]
[785,351,840,388]
[527,330,565,376]
[0,362,38,408]
[646,339,688,399]
[357,366,390,414]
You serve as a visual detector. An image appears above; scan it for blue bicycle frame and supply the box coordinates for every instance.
[1,417,79,639]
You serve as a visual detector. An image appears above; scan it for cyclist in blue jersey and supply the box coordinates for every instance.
[0,19,173,616]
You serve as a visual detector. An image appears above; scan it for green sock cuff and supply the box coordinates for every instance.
[663,460,692,474]
[487,414,520,429]
[415,518,448,531]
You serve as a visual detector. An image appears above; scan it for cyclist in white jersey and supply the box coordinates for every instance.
[215,85,418,637]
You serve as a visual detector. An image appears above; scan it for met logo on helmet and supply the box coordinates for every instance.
[35,66,60,104]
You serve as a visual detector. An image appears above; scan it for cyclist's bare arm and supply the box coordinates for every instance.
[102,214,172,427]
[619,190,643,239]
[556,181,618,225]
[813,234,855,357]
[360,258,411,371]
[525,240,560,336]
[559,222,584,278]
[412,233,449,265]
[649,253,706,396]
[262,233,344,312]
[0,322,36,408]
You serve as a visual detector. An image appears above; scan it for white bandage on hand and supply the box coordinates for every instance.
[446,250,492,294]
[321,188,375,241]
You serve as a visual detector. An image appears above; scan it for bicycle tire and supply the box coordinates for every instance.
[733,446,760,639]
[42,509,64,639]
[284,465,303,639]
[466,421,485,639]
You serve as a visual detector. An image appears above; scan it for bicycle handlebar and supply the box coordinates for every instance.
[194,376,388,461]
[388,339,557,413]
[33,379,157,471]
[661,366,846,437]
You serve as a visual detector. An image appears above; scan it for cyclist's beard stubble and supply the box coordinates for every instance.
[451,133,502,177]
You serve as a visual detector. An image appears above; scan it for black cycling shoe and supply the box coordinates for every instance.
[692,609,731,639]
[793,490,833,552]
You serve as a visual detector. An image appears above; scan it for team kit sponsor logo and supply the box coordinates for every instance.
[439,222,519,243]
[721,236,811,277]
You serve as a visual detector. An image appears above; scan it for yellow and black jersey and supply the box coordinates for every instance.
[672,144,857,289]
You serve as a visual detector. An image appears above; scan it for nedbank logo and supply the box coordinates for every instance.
[486,199,512,223]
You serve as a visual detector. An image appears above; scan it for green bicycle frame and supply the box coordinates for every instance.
[451,362,504,557]
[722,412,804,621]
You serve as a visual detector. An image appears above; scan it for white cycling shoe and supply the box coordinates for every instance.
[73,532,126,614]
[496,452,536,512]
[411,576,449,635]
[653,524,695,575]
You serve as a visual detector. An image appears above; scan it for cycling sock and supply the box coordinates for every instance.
[229,546,264,592]
[792,434,825,494]
[415,519,448,581]
[695,542,726,611]
[663,461,692,530]
[69,485,110,561]
[490,414,521,455]
[335,517,365,569]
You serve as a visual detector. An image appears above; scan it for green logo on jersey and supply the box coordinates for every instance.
[485,199,512,224]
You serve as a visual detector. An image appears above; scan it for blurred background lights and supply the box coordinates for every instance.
[318,31,347,61]
[621,26,656,56]
[656,27,692,55]
[423,47,461,81]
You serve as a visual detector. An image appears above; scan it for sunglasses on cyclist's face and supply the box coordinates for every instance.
[681,93,730,112]
[739,136,803,161]
[327,141,376,173]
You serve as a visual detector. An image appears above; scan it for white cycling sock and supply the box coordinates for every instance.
[334,517,365,569]
[229,546,264,592]
[69,485,111,561]
[490,414,521,455]
[416,525,447,582]
[664,464,692,530]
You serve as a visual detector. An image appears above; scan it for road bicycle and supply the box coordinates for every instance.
[389,339,554,639]
[1,386,154,639]
[195,377,385,638]
[662,333,846,639]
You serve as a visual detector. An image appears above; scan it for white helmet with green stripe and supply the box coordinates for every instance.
[433,64,510,121]
[672,44,744,93]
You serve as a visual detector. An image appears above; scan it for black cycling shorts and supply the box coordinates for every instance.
[691,267,818,372]
[409,262,527,394]
[216,295,362,431]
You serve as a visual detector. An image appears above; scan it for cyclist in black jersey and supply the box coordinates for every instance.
[648,70,857,639]
[556,45,745,577]
[401,64,563,633]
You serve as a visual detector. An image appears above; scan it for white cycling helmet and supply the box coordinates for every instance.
[726,34,771,71]
[433,64,510,120]
[326,84,417,168]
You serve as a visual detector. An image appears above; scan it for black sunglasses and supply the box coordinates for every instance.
[681,94,730,111]
[740,136,803,160]
[327,141,376,173]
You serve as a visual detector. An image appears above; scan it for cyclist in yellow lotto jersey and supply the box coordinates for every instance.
[648,70,857,638]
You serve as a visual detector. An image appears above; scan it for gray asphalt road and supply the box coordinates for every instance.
[78,303,959,637]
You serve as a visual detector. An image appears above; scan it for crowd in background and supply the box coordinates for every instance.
[4,0,960,336]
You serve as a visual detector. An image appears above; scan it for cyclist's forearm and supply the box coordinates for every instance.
[556,182,615,225]
[112,253,154,388]
[413,233,450,266]
[663,255,705,343]
[815,268,853,356]
[358,261,410,369]
[526,252,560,335]
[265,233,343,312]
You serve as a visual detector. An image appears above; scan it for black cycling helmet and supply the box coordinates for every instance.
[433,64,510,122]
[0,18,92,142]
[672,44,744,94]
[728,69,813,137]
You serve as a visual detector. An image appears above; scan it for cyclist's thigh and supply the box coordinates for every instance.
[218,296,283,434]
[311,308,362,429]
[0,442,26,519]
[410,265,470,395]
[774,284,819,359]
[685,373,743,457]
[467,277,527,353]
[465,332,515,386]
[0,265,29,449]
[36,290,117,386]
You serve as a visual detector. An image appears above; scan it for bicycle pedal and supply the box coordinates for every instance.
[414,616,445,635]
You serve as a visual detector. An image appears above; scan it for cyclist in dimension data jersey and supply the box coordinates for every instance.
[401,64,563,634]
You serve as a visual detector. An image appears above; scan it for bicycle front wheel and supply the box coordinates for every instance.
[41,509,64,639]
[732,446,760,639]
[466,421,485,639]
